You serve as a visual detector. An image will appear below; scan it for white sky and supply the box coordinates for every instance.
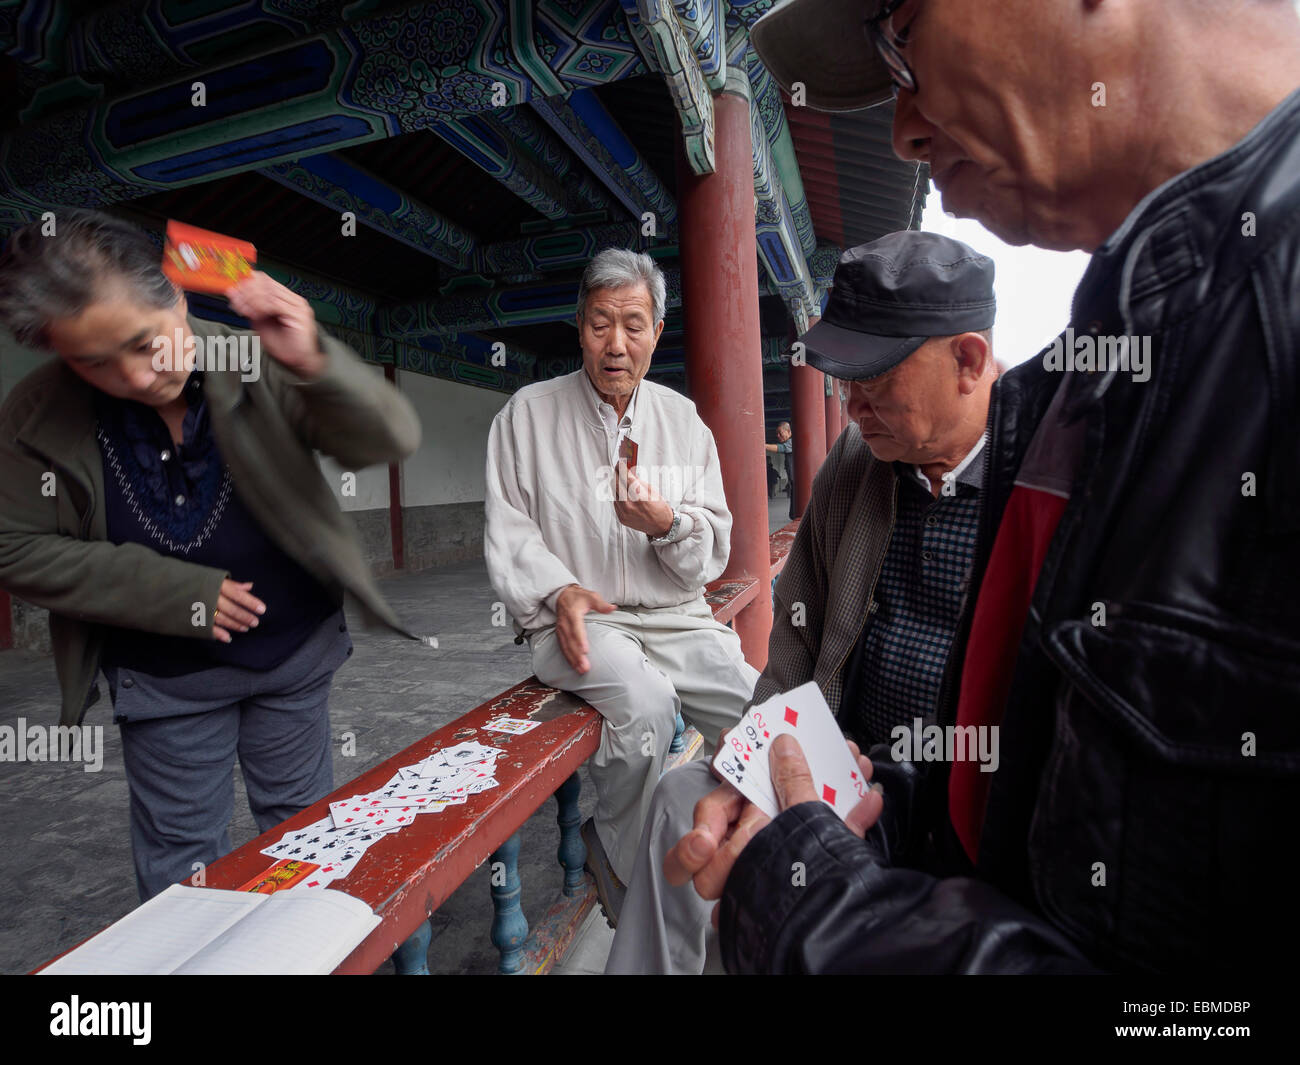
[916,1,1300,367]
[919,183,1091,367]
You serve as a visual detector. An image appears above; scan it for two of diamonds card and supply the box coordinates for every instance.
[712,681,871,822]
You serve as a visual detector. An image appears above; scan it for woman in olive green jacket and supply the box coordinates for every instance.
[0,209,423,898]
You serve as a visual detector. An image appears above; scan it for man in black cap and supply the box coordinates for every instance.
[605,230,1002,973]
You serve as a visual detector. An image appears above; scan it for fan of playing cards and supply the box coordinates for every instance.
[259,740,505,890]
[712,682,871,821]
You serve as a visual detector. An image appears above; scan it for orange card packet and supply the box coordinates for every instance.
[162,219,256,294]
[237,858,320,895]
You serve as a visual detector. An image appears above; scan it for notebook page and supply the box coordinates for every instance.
[172,888,380,974]
[39,884,265,975]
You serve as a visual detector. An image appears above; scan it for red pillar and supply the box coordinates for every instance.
[384,364,405,571]
[678,90,773,671]
[824,376,840,451]
[0,588,12,650]
[789,312,827,519]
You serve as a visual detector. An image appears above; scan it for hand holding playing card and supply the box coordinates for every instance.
[667,735,882,926]
[225,271,326,380]
[613,459,674,537]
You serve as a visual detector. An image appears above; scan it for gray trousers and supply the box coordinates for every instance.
[605,759,724,974]
[105,609,352,901]
[529,596,757,885]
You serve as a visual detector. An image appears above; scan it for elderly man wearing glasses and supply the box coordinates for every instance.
[662,0,1300,974]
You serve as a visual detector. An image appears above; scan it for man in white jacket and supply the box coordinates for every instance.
[484,248,757,923]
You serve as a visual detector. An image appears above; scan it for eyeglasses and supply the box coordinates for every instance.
[864,0,917,98]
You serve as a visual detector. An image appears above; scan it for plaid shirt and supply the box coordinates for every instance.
[848,442,984,746]
[751,427,985,747]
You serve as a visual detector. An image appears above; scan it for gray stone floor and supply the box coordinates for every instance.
[0,496,792,976]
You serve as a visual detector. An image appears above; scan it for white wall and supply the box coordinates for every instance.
[316,361,392,512]
[400,371,509,507]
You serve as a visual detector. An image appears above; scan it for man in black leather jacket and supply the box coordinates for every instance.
[664,0,1300,973]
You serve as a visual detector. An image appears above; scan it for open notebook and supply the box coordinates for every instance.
[38,884,381,975]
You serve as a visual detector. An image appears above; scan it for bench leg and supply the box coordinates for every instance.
[669,711,686,754]
[489,832,529,974]
[391,920,432,975]
[555,772,586,896]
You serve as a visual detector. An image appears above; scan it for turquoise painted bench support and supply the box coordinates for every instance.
[669,710,686,753]
[489,832,528,974]
[555,772,586,896]
[391,919,432,975]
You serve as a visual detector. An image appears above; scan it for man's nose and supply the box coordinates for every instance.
[605,323,627,355]
[890,86,932,164]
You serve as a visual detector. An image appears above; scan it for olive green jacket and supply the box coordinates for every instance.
[0,314,423,725]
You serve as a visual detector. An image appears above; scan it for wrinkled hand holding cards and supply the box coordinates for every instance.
[258,740,505,890]
[712,681,870,822]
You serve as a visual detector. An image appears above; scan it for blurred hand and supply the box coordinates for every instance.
[226,271,326,380]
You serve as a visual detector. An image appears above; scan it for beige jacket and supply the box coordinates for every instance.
[484,369,732,632]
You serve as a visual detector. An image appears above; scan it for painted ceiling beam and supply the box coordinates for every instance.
[0,3,649,208]
[671,0,726,93]
[486,104,619,216]
[745,52,815,257]
[741,70,821,333]
[0,0,75,71]
[530,88,677,225]
[260,153,480,271]
[483,221,679,279]
[619,0,716,174]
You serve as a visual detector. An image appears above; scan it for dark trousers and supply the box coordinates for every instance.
[104,609,352,901]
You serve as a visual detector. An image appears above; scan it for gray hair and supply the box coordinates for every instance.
[576,247,666,326]
[0,208,178,350]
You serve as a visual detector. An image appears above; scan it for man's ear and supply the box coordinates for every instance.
[953,332,991,393]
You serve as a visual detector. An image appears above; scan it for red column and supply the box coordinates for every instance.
[824,376,840,451]
[789,312,827,518]
[0,588,12,650]
[384,364,405,571]
[678,90,773,671]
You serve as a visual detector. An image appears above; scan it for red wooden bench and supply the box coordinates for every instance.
[38,521,800,976]
[769,519,799,577]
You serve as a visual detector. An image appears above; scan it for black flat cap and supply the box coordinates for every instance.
[802,231,996,380]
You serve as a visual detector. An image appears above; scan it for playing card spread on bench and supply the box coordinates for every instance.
[257,740,506,889]
[712,681,871,821]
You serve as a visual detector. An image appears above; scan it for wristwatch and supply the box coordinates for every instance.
[647,507,680,545]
